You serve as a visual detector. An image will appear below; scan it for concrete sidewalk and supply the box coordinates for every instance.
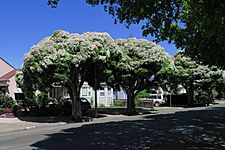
[0,117,69,133]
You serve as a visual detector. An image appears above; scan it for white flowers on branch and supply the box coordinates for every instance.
[21,30,167,95]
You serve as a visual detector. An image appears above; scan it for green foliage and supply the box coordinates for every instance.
[0,95,15,108]
[0,108,4,115]
[135,90,150,107]
[35,92,50,108]
[20,29,167,116]
[114,100,124,107]
[194,89,208,101]
[158,51,224,106]
[85,0,225,67]
[107,38,167,113]
[20,30,118,119]
[178,1,225,67]
[212,90,218,100]
[12,102,23,115]
[48,0,225,67]
[156,57,177,93]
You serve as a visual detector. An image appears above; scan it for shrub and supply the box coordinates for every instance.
[135,90,150,107]
[114,100,124,107]
[17,99,30,109]
[0,94,16,108]
[35,92,51,108]
[12,102,23,115]
[0,107,4,115]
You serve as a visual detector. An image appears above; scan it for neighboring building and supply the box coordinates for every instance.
[50,82,114,107]
[113,88,127,101]
[0,57,114,106]
[177,85,187,94]
[0,57,23,100]
[113,86,165,101]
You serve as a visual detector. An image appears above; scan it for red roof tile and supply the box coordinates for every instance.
[0,69,17,80]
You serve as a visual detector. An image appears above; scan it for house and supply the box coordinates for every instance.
[0,57,23,100]
[177,85,187,94]
[0,57,114,106]
[113,85,164,101]
[113,88,127,101]
[50,82,114,107]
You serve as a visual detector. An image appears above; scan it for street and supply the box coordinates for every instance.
[0,102,225,150]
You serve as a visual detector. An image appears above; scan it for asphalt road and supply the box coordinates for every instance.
[0,103,225,150]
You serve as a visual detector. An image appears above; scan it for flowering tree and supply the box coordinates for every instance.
[109,38,167,114]
[156,57,178,106]
[21,30,115,120]
[48,0,225,67]
[195,65,224,105]
[173,52,198,106]
[160,51,224,106]
[82,33,120,117]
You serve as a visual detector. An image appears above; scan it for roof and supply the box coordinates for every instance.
[0,69,17,80]
[0,57,15,69]
[0,82,9,87]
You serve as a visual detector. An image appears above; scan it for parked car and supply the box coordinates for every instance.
[46,97,92,116]
[61,97,91,116]
[141,94,166,107]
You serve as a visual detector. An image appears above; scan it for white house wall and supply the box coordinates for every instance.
[80,82,113,107]
[52,82,114,107]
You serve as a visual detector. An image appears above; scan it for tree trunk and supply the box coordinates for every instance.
[71,87,82,120]
[170,91,172,107]
[187,83,194,106]
[126,90,136,115]
[207,89,213,106]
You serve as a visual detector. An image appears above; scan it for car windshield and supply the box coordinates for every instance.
[148,95,161,99]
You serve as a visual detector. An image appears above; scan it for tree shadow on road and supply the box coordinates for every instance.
[17,107,153,123]
[31,106,225,150]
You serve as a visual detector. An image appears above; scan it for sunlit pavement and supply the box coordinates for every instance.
[0,101,225,150]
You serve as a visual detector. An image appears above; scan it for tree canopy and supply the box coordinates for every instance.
[158,51,224,106]
[48,0,225,67]
[108,38,168,114]
[20,30,116,119]
[19,29,167,117]
[87,0,225,67]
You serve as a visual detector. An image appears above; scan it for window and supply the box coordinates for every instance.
[82,87,88,96]
[100,91,105,96]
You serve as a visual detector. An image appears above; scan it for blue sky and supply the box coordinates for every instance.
[0,0,177,68]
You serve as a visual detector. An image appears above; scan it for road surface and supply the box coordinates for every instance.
[0,103,225,150]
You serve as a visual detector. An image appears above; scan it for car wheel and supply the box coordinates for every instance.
[154,101,160,107]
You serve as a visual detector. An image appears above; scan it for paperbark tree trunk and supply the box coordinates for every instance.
[71,86,82,120]
[207,89,213,106]
[187,83,194,106]
[126,90,136,115]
